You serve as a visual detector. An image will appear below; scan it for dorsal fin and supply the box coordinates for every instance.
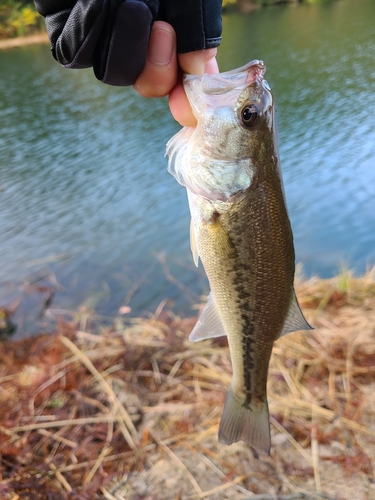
[189,294,227,342]
[279,290,313,337]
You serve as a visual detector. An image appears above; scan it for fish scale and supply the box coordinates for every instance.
[166,60,312,454]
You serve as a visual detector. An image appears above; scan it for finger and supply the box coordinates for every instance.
[169,49,219,126]
[178,48,219,76]
[169,80,196,126]
[133,21,177,98]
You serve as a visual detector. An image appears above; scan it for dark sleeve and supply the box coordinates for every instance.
[157,0,222,53]
[34,0,222,86]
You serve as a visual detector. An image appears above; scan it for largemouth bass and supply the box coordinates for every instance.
[166,61,312,454]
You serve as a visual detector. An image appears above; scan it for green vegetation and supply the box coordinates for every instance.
[0,0,338,40]
[223,0,335,8]
[0,1,43,39]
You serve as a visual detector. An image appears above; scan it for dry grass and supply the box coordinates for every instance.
[0,270,375,499]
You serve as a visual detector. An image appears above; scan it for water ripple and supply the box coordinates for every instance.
[1,0,375,336]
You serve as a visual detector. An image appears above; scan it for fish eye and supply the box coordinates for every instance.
[240,105,259,128]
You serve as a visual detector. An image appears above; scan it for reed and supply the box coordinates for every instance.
[0,269,374,499]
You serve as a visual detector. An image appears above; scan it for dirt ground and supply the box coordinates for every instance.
[0,271,375,499]
[0,33,48,49]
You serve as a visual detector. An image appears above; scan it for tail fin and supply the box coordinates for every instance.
[218,387,271,454]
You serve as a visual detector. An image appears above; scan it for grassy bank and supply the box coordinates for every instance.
[223,0,336,9]
[0,2,44,39]
[0,271,374,499]
[0,0,340,41]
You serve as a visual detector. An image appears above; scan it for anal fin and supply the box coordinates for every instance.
[189,293,227,342]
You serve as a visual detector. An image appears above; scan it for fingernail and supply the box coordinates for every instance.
[148,26,174,65]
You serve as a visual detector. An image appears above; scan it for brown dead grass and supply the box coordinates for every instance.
[0,270,375,499]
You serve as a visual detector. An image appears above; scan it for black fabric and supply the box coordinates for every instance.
[35,0,76,17]
[201,0,223,49]
[34,0,222,86]
[158,0,222,53]
[46,1,105,67]
[94,1,153,85]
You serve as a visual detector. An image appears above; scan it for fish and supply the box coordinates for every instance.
[166,60,312,455]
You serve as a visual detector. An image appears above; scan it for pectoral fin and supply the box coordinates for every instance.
[190,219,199,267]
[189,294,227,342]
[279,290,313,337]
[166,126,195,188]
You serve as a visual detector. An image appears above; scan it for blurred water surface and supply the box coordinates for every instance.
[1,0,375,337]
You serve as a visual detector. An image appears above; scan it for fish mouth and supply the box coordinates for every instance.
[184,60,266,96]
[183,60,269,121]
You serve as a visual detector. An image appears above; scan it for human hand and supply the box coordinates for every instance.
[133,21,219,127]
[34,0,222,126]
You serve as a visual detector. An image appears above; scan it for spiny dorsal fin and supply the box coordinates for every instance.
[189,294,227,342]
[279,290,313,338]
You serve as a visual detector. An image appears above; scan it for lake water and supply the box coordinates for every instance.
[1,0,375,337]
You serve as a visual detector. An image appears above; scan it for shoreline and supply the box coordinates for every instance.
[0,32,49,49]
[0,271,374,498]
